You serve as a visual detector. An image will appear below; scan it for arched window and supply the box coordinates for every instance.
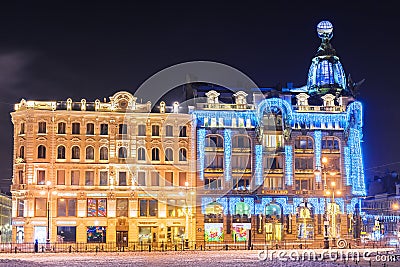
[57,145,66,159]
[165,148,173,161]
[19,146,25,159]
[118,147,127,159]
[86,146,94,160]
[179,148,187,161]
[137,147,146,161]
[71,146,80,159]
[322,136,340,150]
[100,147,108,160]
[38,145,46,159]
[152,148,160,161]
[265,204,282,220]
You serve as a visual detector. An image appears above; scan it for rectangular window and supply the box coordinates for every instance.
[204,177,222,190]
[165,125,173,137]
[86,123,94,135]
[139,199,158,217]
[100,124,108,135]
[71,170,80,186]
[57,170,65,185]
[37,170,45,185]
[233,177,250,190]
[138,124,146,136]
[179,126,187,137]
[138,172,146,186]
[35,198,47,217]
[99,171,108,186]
[179,172,186,186]
[57,226,76,242]
[87,198,107,217]
[18,170,24,184]
[85,171,94,186]
[17,199,24,217]
[58,122,66,134]
[151,172,160,186]
[119,124,127,134]
[151,125,160,136]
[119,172,127,186]
[57,198,76,217]
[38,122,46,134]
[165,172,173,186]
[20,122,25,134]
[87,226,106,243]
[167,199,185,217]
[72,123,80,134]
[116,198,128,217]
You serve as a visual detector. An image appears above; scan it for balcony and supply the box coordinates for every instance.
[232,168,252,174]
[11,184,27,191]
[205,147,224,153]
[294,148,314,154]
[232,148,251,153]
[204,168,224,173]
[293,105,345,113]
[294,169,315,174]
[264,168,284,174]
[196,103,254,110]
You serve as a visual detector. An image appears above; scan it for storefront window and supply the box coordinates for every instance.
[87,226,106,243]
[57,226,76,242]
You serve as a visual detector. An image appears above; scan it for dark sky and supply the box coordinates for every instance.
[0,1,399,192]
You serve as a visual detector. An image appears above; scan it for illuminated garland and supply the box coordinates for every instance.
[348,128,366,196]
[197,129,206,181]
[224,129,232,181]
[285,145,293,185]
[344,147,351,186]
[314,131,322,182]
[255,145,263,186]
[347,198,361,214]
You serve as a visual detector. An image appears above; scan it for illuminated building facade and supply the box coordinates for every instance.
[194,21,366,244]
[11,91,195,244]
[10,21,366,246]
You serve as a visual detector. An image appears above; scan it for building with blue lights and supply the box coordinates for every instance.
[193,21,366,244]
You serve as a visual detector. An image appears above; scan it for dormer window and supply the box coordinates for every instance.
[296,93,310,106]
[321,94,335,107]
[233,91,248,105]
[205,90,220,104]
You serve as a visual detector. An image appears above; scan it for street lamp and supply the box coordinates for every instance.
[314,156,333,249]
[40,181,56,247]
[183,181,190,247]
[325,181,341,247]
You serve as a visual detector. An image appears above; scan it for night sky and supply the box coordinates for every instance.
[0,1,399,193]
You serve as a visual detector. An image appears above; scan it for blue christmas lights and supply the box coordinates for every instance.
[255,145,263,186]
[224,129,232,181]
[344,147,351,186]
[285,145,293,185]
[348,128,366,196]
[307,198,325,214]
[197,129,206,181]
[275,197,293,215]
[256,98,293,124]
[191,110,257,128]
[314,131,322,182]
[347,198,361,214]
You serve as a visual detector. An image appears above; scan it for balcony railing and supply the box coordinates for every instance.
[293,105,345,113]
[196,103,254,110]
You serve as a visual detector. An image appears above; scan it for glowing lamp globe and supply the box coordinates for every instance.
[317,20,333,40]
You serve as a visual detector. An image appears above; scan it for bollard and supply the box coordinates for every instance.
[148,245,151,252]
[69,245,72,253]
[14,246,17,253]
[96,246,98,253]
[251,244,254,250]
[42,246,44,252]
[161,241,164,252]
[175,244,177,251]
[200,245,202,251]
[225,244,228,251]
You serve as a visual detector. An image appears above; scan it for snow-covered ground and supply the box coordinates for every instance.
[0,250,398,267]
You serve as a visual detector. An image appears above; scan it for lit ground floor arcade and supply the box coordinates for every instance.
[195,195,362,244]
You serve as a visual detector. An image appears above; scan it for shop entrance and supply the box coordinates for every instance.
[116,231,128,247]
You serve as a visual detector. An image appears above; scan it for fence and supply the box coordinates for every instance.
[0,239,398,253]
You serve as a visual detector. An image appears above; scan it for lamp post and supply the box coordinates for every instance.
[326,181,341,247]
[314,156,330,249]
[183,181,191,248]
[40,181,56,247]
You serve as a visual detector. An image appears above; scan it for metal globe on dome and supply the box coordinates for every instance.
[317,20,333,40]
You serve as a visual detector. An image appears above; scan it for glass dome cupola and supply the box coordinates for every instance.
[307,21,347,96]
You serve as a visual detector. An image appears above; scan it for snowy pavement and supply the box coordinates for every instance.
[0,250,398,267]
